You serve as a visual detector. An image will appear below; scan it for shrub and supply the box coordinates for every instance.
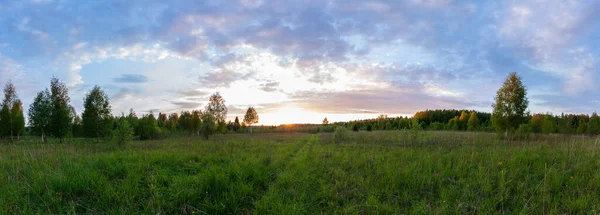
[351,124,359,132]
[366,124,372,132]
[333,126,349,144]
[515,123,533,140]
[112,118,134,146]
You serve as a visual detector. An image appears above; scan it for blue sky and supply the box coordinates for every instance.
[1,0,600,124]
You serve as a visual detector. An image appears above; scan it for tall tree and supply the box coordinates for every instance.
[0,104,10,139]
[0,80,18,140]
[467,111,479,131]
[82,86,112,142]
[49,77,73,140]
[28,90,52,143]
[243,106,259,133]
[10,99,25,139]
[206,92,227,123]
[323,117,329,125]
[233,116,241,131]
[458,111,469,130]
[491,72,529,134]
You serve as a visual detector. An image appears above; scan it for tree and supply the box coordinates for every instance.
[206,92,227,123]
[10,99,25,139]
[492,72,529,134]
[112,117,134,146]
[28,90,52,143]
[0,80,18,140]
[587,113,600,136]
[0,104,10,139]
[200,112,216,139]
[139,112,161,140]
[323,117,329,125]
[458,111,469,130]
[233,116,241,131]
[49,77,73,140]
[541,115,556,135]
[82,86,112,142]
[243,106,259,133]
[467,111,479,131]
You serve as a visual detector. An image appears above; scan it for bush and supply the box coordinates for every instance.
[515,124,533,140]
[333,126,349,144]
[366,124,372,132]
[112,118,133,146]
[351,124,359,132]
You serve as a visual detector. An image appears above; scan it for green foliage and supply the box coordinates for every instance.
[515,123,533,140]
[492,72,529,134]
[333,126,349,143]
[28,90,52,143]
[322,117,329,125]
[49,77,73,140]
[112,118,134,146]
[366,124,372,132]
[4,131,600,213]
[542,115,556,135]
[233,116,241,131]
[243,106,259,133]
[82,86,112,141]
[0,80,24,140]
[587,113,600,136]
[351,123,359,132]
[0,104,10,138]
[429,122,444,130]
[206,92,228,123]
[138,113,162,140]
[200,112,217,139]
[467,111,479,131]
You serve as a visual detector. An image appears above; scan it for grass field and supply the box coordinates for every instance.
[2,131,600,214]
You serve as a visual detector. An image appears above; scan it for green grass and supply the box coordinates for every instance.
[1,131,600,214]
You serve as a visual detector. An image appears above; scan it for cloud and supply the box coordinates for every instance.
[113,74,149,83]
[1,0,600,118]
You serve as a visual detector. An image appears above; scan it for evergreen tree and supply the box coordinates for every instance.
[10,99,25,139]
[82,86,112,142]
[233,116,241,131]
[0,104,10,139]
[492,72,529,134]
[0,80,19,140]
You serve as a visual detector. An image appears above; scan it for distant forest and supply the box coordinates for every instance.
[2,72,600,143]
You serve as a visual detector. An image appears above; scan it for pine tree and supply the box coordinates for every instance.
[10,99,25,139]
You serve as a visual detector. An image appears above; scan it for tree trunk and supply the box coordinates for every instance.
[41,132,45,144]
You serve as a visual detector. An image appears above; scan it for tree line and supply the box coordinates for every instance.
[0,77,262,144]
[2,72,599,143]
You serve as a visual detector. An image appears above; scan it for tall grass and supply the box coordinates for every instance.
[1,131,600,214]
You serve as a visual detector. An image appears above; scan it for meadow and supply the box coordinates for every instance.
[1,130,600,214]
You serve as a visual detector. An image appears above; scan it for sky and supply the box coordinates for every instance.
[1,0,600,125]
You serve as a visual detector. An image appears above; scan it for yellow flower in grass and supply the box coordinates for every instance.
[497,161,503,166]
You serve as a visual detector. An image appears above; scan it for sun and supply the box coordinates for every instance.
[258,107,321,125]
